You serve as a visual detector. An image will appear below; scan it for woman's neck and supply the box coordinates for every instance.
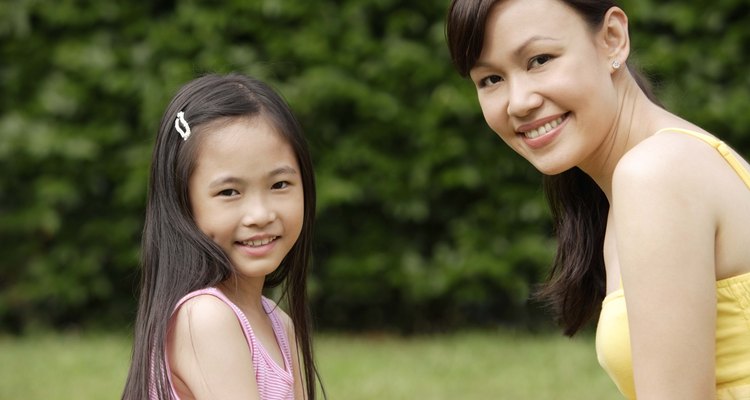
[578,70,671,199]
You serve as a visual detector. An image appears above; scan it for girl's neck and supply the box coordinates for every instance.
[217,276,266,312]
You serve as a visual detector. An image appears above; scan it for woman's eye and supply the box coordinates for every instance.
[271,181,289,190]
[218,189,239,197]
[529,54,552,69]
[479,75,503,88]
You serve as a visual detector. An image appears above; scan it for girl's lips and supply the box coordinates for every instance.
[237,236,279,247]
[235,236,279,256]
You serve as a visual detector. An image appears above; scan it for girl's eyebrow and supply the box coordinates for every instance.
[268,165,298,177]
[207,166,297,188]
[208,176,244,189]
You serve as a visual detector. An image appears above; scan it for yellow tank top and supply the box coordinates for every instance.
[595,128,750,399]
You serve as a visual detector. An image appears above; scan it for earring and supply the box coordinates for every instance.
[612,60,621,70]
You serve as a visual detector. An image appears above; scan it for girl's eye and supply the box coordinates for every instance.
[529,54,552,69]
[479,75,503,88]
[218,189,239,197]
[271,181,289,190]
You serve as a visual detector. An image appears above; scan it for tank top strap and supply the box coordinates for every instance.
[262,297,294,373]
[655,127,750,190]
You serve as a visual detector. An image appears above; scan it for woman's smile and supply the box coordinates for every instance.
[518,112,570,149]
[518,113,569,139]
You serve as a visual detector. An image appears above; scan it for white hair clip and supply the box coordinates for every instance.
[174,111,191,141]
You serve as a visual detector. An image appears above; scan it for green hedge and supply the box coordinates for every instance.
[1,0,748,332]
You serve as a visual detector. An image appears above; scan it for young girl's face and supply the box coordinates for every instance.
[188,116,304,284]
[468,0,619,175]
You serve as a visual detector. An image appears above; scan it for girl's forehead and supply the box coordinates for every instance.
[201,117,286,149]
[192,117,296,171]
[196,115,265,136]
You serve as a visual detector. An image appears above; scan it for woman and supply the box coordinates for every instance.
[446,0,750,398]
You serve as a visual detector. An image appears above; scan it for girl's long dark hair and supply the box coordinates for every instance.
[446,0,662,336]
[122,73,323,399]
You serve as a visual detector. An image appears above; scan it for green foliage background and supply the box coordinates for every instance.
[1,0,748,332]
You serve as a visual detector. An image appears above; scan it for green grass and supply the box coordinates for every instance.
[0,330,620,399]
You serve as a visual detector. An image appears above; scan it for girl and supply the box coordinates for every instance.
[446,0,750,398]
[122,73,323,399]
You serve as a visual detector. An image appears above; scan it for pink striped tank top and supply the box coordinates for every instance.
[152,287,295,400]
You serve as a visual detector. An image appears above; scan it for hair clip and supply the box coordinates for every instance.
[175,111,191,141]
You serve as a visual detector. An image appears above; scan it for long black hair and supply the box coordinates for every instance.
[446,0,662,336]
[122,73,322,398]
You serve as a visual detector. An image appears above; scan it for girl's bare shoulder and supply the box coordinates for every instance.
[168,294,258,398]
[174,294,239,330]
[170,294,248,355]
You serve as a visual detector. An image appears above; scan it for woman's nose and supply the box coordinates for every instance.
[507,79,542,118]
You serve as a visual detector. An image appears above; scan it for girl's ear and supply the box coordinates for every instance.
[599,7,630,71]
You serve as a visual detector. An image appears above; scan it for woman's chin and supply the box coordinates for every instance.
[529,160,571,176]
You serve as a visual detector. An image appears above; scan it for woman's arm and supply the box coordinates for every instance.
[612,135,717,399]
[168,295,261,400]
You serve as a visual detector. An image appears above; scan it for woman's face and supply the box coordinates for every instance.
[469,0,620,175]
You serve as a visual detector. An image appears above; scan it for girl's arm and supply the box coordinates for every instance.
[612,135,717,400]
[168,295,261,400]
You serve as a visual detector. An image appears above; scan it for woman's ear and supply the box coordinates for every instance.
[599,7,630,70]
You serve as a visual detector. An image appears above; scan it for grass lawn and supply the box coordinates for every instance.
[0,329,620,399]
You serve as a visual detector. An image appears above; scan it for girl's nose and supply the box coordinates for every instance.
[241,196,277,227]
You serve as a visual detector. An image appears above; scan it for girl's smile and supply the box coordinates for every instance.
[235,235,280,257]
[237,235,279,247]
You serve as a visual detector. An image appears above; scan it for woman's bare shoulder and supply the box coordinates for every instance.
[614,129,722,193]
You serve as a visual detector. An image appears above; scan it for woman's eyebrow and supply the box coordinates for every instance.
[513,35,560,57]
[473,35,560,70]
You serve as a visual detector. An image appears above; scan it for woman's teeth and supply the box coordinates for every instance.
[523,115,565,139]
[239,237,277,247]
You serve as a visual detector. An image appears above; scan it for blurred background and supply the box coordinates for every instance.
[1,0,749,398]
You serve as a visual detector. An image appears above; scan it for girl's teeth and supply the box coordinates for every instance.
[524,115,565,139]
[241,237,276,247]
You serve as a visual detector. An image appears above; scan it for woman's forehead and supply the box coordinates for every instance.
[479,0,587,56]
